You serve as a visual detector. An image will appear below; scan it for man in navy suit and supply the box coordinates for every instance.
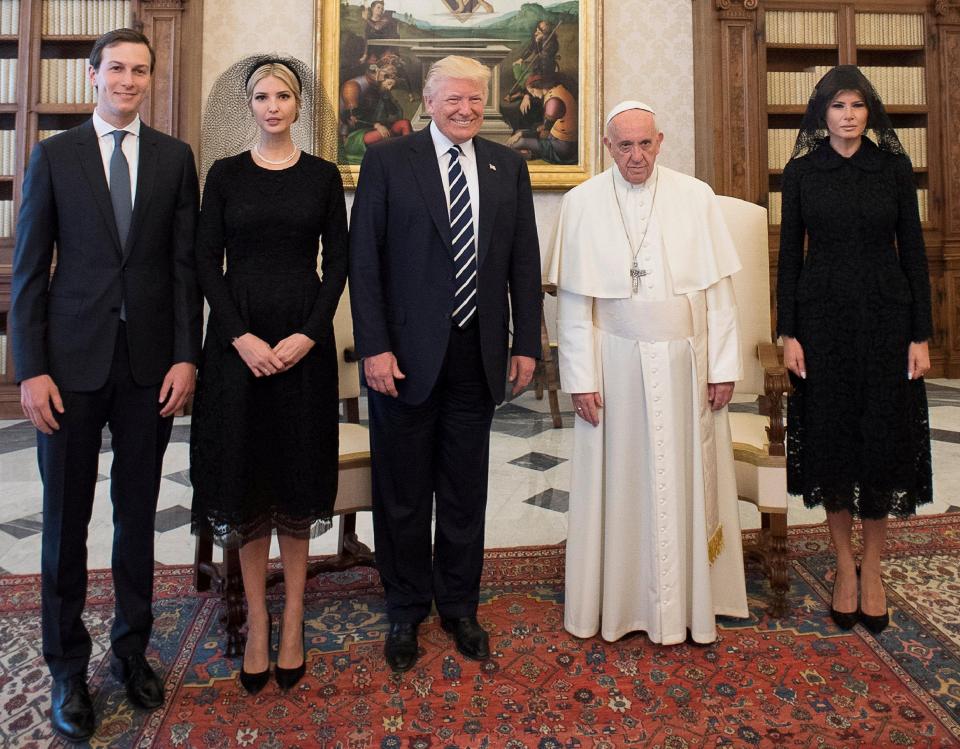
[350,55,541,672]
[10,29,201,741]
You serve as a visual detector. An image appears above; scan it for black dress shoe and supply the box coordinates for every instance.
[239,664,271,695]
[859,574,889,633]
[110,653,164,710]
[829,569,859,631]
[275,621,306,690]
[830,606,860,630]
[50,675,96,742]
[859,608,890,634]
[239,612,273,695]
[441,616,490,661]
[384,622,419,673]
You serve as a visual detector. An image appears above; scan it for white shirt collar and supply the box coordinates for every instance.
[430,121,476,162]
[612,163,658,194]
[93,110,141,138]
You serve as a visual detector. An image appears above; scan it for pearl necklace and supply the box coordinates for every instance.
[254,143,298,165]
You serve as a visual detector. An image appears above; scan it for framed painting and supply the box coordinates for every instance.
[315,0,603,189]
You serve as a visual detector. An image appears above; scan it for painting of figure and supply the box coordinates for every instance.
[322,0,599,185]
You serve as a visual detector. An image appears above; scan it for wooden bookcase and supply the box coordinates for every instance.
[693,0,960,378]
[0,0,203,418]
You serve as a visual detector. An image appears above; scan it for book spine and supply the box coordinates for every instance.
[56,57,66,104]
[768,192,782,226]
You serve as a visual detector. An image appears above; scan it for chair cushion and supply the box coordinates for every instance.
[335,422,372,514]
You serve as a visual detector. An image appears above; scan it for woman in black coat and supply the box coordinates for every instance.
[776,65,932,634]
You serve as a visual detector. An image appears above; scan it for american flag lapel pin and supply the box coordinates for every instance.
[489,163,497,171]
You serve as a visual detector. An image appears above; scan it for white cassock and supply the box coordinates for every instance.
[547,164,750,644]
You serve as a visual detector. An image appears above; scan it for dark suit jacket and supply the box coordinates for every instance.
[11,119,202,392]
[349,127,542,405]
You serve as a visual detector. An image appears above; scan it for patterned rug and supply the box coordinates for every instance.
[2,516,960,748]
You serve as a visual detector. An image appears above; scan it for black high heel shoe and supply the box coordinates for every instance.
[275,621,306,690]
[859,574,889,634]
[829,567,859,631]
[858,608,890,634]
[239,612,272,695]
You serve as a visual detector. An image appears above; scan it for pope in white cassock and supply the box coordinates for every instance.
[546,101,749,644]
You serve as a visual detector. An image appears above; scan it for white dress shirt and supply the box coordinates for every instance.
[430,121,480,247]
[92,110,140,204]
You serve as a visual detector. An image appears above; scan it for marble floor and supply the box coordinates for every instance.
[1,381,959,574]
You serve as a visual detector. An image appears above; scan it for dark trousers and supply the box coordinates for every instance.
[38,325,172,681]
[368,323,496,623]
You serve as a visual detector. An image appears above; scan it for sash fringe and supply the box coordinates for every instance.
[708,525,724,565]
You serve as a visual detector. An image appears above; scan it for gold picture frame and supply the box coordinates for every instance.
[315,0,603,190]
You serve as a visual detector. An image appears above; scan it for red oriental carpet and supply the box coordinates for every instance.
[2,515,960,748]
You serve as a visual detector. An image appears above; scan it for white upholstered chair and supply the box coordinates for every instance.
[719,195,791,617]
[194,288,375,654]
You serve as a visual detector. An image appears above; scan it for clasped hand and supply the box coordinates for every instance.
[233,332,314,377]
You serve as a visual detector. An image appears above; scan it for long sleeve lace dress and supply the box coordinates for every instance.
[776,137,932,518]
[190,152,348,546]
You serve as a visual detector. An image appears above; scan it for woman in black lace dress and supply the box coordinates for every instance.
[190,60,348,691]
[777,66,932,634]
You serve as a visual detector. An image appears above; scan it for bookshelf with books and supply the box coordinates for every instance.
[0,0,203,416]
[694,0,960,378]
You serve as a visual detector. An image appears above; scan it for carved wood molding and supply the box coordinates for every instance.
[936,0,960,21]
[942,30,960,235]
[716,0,758,10]
[140,0,186,8]
[719,19,759,200]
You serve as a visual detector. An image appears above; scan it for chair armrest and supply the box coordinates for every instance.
[756,343,792,457]
[757,342,783,371]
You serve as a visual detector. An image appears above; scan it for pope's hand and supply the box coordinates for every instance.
[572,392,603,426]
[707,381,734,411]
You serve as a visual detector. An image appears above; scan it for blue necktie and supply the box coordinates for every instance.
[447,145,477,328]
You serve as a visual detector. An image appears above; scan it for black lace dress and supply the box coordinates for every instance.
[776,138,933,519]
[190,152,348,546]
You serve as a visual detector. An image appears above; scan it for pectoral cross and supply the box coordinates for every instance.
[631,261,649,293]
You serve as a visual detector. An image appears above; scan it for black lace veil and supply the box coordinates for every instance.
[789,64,906,160]
[199,54,350,188]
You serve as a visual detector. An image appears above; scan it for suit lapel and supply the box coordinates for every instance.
[473,137,499,269]
[77,120,123,254]
[126,125,158,259]
[408,128,453,254]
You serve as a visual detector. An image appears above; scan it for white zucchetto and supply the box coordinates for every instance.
[604,100,656,128]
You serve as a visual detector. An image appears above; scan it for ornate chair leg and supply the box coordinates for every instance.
[194,532,214,593]
[222,546,246,657]
[764,512,789,618]
[548,389,562,429]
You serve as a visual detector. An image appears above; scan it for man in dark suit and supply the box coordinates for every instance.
[349,55,541,673]
[10,29,201,741]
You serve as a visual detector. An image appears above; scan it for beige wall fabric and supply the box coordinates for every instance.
[201,0,317,105]
[603,0,695,177]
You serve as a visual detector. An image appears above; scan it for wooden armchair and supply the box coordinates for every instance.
[193,289,375,655]
[719,195,792,618]
[533,283,563,428]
